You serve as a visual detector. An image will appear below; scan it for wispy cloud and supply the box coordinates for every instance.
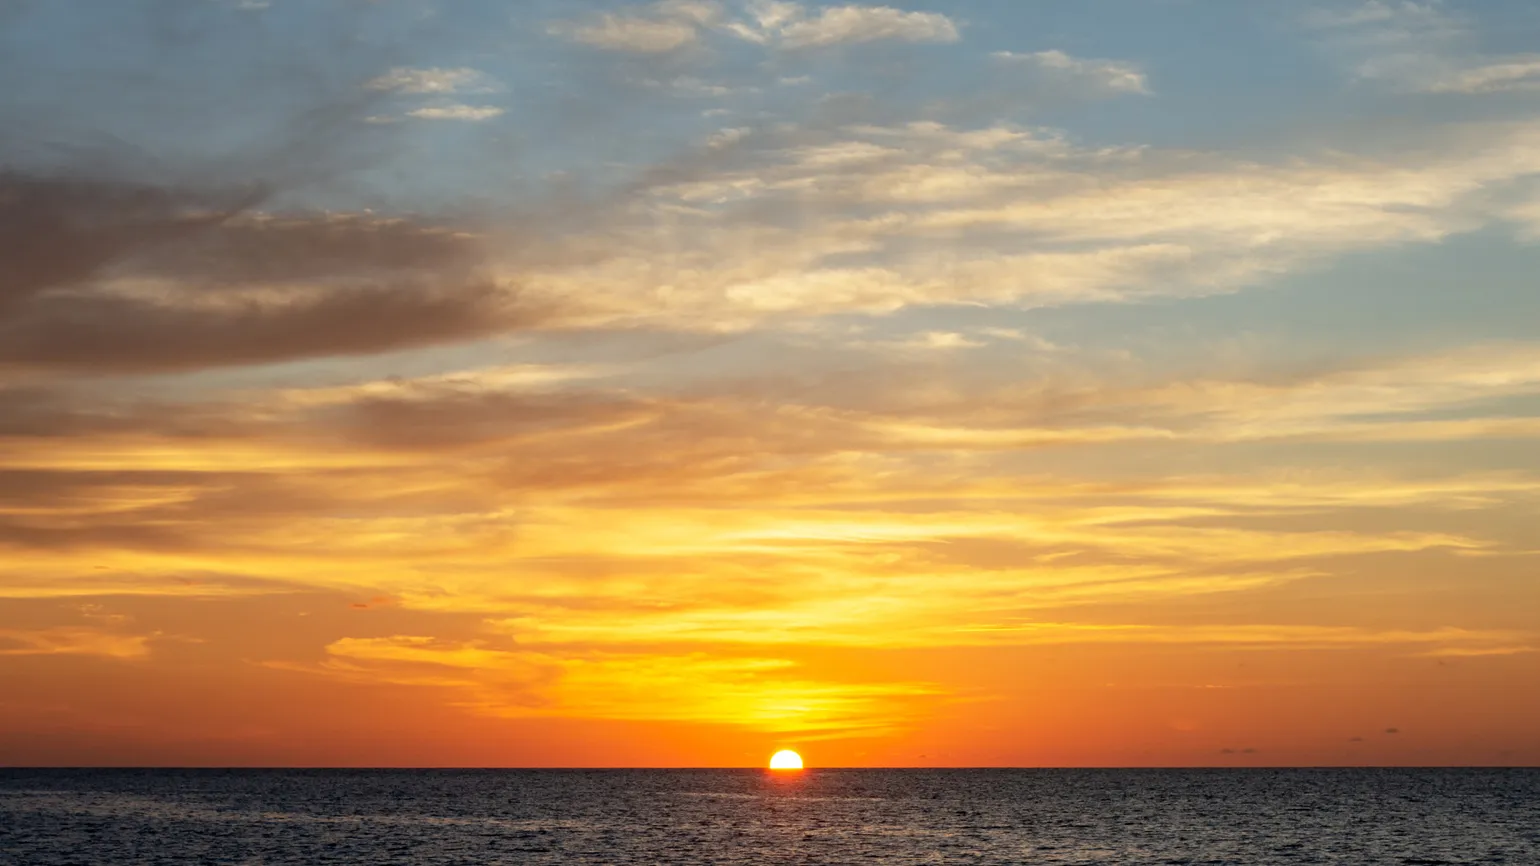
[766,4,960,49]
[0,178,533,373]
[555,2,959,52]
[406,104,506,121]
[552,1,714,53]
[283,636,943,735]
[992,50,1151,95]
[1422,60,1540,94]
[1313,1,1540,93]
[506,116,1540,328]
[0,627,152,659]
[367,67,499,95]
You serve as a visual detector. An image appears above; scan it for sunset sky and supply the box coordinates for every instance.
[2,0,1539,768]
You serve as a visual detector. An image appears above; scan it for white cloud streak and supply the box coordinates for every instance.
[554,2,960,52]
[772,4,960,49]
[407,105,505,121]
[503,117,1540,328]
[993,49,1150,95]
[367,67,499,95]
[552,1,715,52]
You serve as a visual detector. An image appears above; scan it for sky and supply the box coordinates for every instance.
[1,0,1538,768]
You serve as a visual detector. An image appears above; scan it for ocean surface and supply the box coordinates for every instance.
[2,768,1537,865]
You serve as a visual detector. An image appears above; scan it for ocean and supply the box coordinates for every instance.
[2,768,1536,864]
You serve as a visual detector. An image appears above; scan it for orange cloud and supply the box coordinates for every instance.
[0,627,152,659]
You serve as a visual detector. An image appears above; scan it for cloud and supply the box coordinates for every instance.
[553,2,959,53]
[807,339,1540,457]
[367,67,499,95]
[286,635,942,734]
[0,270,520,375]
[1423,59,1540,94]
[0,626,151,659]
[992,50,1150,95]
[771,5,960,49]
[317,384,648,453]
[0,171,249,312]
[553,2,711,53]
[891,331,987,351]
[0,7,554,377]
[1305,0,1447,31]
[0,175,539,373]
[1421,645,1537,657]
[405,105,505,121]
[507,116,1540,328]
[1061,342,1540,445]
[1313,1,1540,93]
[2,340,1535,568]
[0,335,1531,743]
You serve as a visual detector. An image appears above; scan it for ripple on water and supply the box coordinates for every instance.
[1,769,1536,865]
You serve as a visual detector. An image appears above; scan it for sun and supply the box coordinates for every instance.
[768,750,804,770]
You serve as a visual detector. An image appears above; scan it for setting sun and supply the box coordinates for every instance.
[769,750,804,771]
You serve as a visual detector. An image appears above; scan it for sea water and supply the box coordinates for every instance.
[2,768,1536,864]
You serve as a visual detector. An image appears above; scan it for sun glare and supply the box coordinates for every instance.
[769,750,804,770]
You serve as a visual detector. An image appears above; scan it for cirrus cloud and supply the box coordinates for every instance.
[554,2,960,53]
[992,49,1151,96]
[406,104,505,121]
[367,67,499,95]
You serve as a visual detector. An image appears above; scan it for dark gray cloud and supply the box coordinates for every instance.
[0,172,547,373]
[0,1,558,375]
[131,213,482,286]
[0,173,244,311]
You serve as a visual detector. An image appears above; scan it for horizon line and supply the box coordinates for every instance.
[5,765,1538,771]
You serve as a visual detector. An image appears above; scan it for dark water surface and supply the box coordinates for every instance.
[2,768,1537,865]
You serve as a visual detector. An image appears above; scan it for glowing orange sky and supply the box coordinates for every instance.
[2,0,1539,767]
